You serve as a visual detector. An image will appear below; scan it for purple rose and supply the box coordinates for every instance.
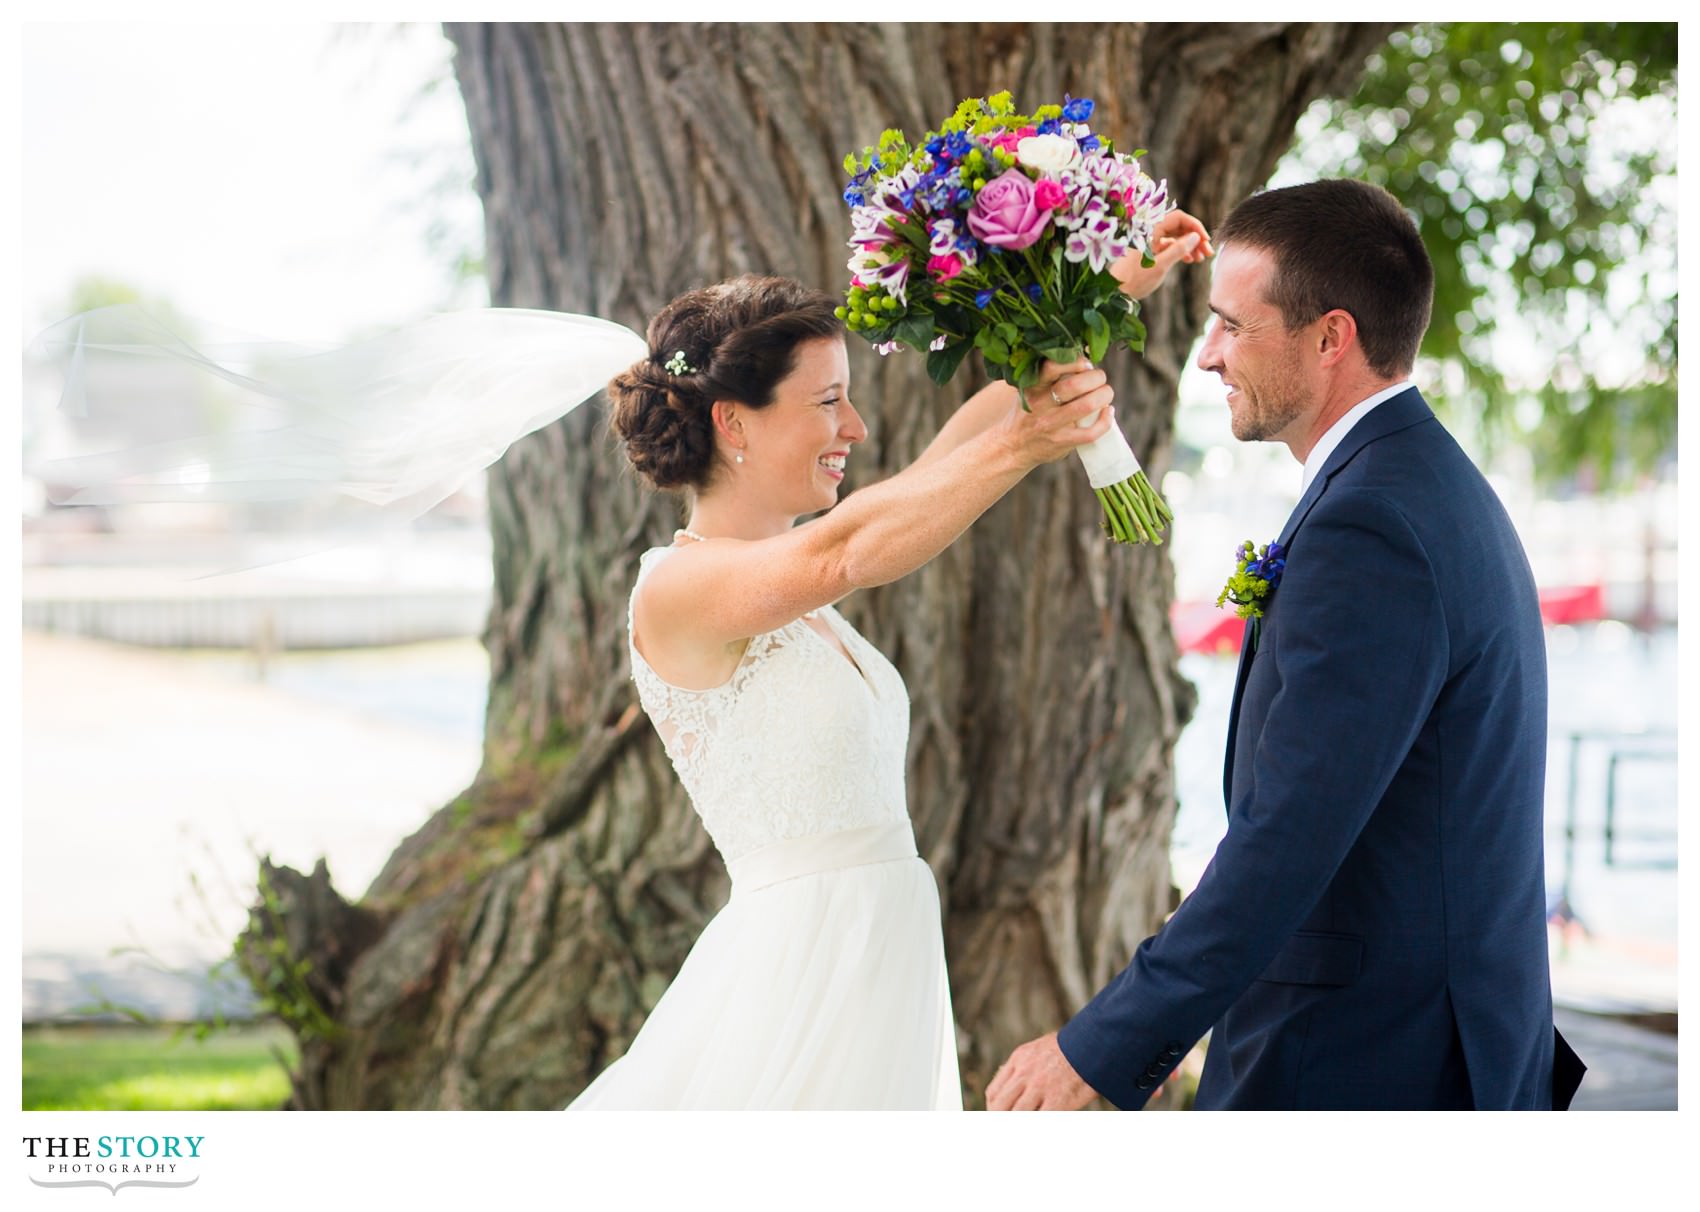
[967,170,1051,251]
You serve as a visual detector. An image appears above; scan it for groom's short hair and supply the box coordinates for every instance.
[1216,179,1434,378]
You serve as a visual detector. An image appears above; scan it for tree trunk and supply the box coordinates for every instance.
[239,21,1395,1109]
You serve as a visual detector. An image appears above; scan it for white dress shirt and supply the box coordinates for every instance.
[1299,380,1415,494]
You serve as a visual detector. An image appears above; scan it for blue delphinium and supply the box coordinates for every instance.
[843,166,874,209]
[916,167,965,212]
[1244,541,1287,583]
[1061,95,1095,123]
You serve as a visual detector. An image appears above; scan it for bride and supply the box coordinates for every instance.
[27,207,1203,1111]
[563,274,1116,1110]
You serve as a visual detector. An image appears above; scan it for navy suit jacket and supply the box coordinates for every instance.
[1058,388,1574,1109]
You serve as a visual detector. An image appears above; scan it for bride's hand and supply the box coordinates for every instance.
[1002,359,1115,468]
[1112,209,1214,301]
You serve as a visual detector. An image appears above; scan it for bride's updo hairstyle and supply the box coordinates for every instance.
[609,275,843,491]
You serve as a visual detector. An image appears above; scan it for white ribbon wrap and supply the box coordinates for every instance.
[1074,412,1144,488]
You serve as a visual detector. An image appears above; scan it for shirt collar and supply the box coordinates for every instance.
[1299,380,1415,494]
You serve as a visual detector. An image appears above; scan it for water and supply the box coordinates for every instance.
[183,642,489,741]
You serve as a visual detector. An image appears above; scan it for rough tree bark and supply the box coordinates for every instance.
[241,22,1395,1109]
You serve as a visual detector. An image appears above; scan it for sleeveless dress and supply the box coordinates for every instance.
[565,546,962,1109]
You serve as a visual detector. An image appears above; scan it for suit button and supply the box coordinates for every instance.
[1144,1064,1163,1078]
[1164,1042,1182,1057]
[1135,1075,1155,1091]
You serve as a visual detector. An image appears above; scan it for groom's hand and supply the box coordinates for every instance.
[985,1031,1099,1111]
[1112,208,1213,301]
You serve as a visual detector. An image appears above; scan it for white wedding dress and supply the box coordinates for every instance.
[566,546,962,1110]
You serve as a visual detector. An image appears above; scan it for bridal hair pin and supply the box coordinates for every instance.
[663,350,695,375]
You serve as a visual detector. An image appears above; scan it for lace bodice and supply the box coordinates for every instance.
[627,546,912,863]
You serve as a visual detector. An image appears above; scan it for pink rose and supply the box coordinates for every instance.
[1033,178,1069,211]
[967,169,1051,250]
[927,252,965,281]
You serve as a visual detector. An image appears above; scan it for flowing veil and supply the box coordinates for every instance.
[26,304,647,538]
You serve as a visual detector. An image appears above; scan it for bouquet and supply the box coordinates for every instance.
[838,91,1176,545]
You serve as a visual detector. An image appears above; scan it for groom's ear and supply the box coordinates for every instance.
[1314,309,1359,369]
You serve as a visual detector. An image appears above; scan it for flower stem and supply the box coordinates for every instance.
[1092,471,1170,546]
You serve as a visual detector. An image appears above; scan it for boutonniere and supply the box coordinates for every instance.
[1217,540,1286,620]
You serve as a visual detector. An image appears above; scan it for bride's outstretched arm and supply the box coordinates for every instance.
[905,379,1024,474]
[640,360,1111,648]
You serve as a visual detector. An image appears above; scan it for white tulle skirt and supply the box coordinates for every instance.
[566,823,961,1110]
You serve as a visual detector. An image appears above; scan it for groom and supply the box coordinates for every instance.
[988,179,1584,1110]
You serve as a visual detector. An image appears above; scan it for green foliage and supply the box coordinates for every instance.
[1285,23,1676,487]
[236,865,343,1044]
[23,1022,295,1110]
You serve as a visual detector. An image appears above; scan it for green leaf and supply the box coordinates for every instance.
[926,339,974,386]
[895,314,933,350]
[890,217,930,250]
[1086,318,1111,363]
[982,334,1011,363]
[995,322,1020,345]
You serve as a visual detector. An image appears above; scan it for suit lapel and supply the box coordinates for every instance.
[1219,388,1435,811]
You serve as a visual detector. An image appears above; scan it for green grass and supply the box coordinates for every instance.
[23,1022,298,1110]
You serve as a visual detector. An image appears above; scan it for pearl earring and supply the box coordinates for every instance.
[735,452,745,464]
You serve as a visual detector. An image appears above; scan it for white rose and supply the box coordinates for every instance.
[1016,133,1081,175]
